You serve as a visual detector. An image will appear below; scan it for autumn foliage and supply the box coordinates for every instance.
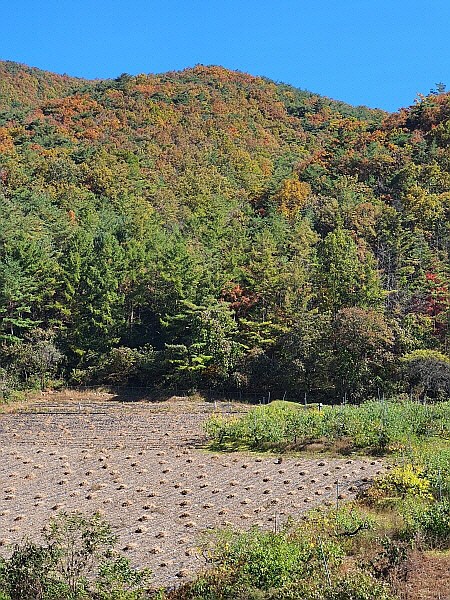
[1,61,450,399]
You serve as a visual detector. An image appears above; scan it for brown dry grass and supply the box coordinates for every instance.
[393,551,450,600]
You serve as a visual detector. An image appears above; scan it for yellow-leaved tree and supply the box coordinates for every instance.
[274,174,310,218]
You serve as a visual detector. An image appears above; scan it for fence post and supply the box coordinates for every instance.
[318,536,331,586]
[438,468,442,501]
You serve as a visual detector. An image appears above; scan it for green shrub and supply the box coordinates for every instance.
[403,499,450,549]
[0,368,17,401]
[0,541,63,600]
[167,518,395,600]
[43,511,120,597]
[416,448,450,500]
[320,571,395,600]
[0,513,151,600]
[96,556,151,599]
[199,522,343,593]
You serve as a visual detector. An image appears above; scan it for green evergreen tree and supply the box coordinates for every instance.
[315,228,383,314]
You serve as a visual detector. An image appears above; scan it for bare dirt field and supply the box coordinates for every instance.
[0,392,385,589]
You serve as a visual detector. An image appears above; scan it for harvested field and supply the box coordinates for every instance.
[0,394,385,588]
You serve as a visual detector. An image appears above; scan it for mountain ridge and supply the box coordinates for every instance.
[1,58,450,399]
[0,59,384,118]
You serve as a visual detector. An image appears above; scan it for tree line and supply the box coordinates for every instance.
[1,62,450,400]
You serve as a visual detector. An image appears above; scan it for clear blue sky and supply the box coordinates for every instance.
[2,0,450,112]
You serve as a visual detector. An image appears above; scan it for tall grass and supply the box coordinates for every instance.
[205,399,450,452]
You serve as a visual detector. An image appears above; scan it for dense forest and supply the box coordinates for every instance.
[1,60,450,400]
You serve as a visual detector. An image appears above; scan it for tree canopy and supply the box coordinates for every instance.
[2,61,450,400]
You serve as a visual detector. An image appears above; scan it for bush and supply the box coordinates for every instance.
[96,555,152,599]
[0,512,151,600]
[0,541,63,600]
[403,499,450,549]
[362,464,433,508]
[198,522,344,593]
[0,367,17,401]
[416,448,450,501]
[167,519,395,600]
[320,571,395,600]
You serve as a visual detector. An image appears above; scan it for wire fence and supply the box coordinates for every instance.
[72,385,308,404]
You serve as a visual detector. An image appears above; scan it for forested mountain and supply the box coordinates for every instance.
[1,60,450,400]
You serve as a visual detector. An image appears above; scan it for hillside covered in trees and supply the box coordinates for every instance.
[1,60,450,400]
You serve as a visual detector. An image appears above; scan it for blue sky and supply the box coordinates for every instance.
[2,0,450,112]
